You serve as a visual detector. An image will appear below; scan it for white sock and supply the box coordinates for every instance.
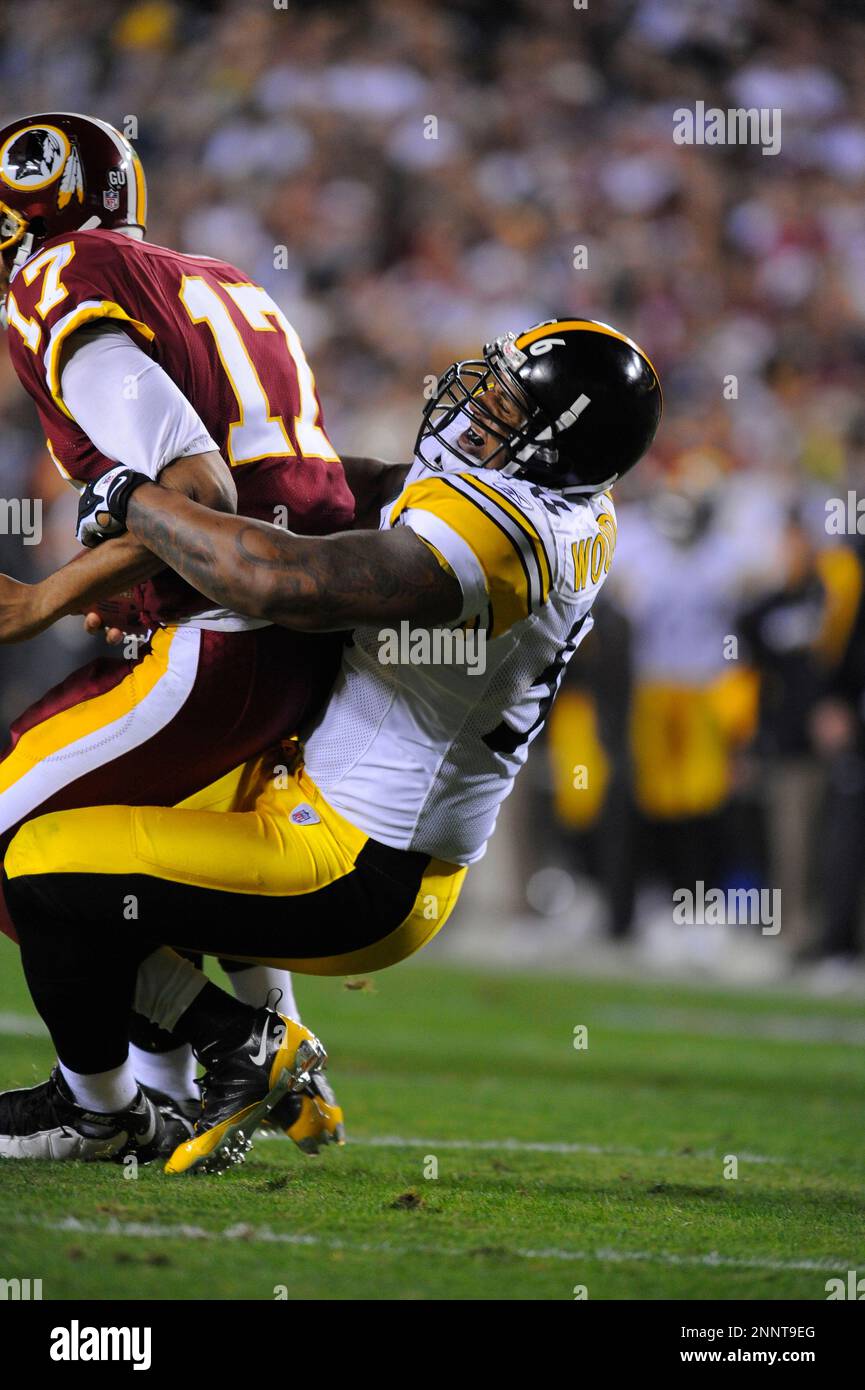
[134,947,208,1033]
[59,1060,139,1114]
[228,966,300,1021]
[129,1042,197,1104]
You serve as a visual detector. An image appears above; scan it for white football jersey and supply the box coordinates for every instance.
[302,461,617,865]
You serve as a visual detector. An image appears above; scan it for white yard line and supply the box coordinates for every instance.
[593,1004,865,1046]
[15,1215,857,1274]
[0,1011,800,1165]
[328,1135,788,1165]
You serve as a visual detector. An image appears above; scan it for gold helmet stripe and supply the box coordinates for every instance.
[515,318,659,382]
[131,150,147,229]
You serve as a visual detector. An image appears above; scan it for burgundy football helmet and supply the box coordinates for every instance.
[0,112,147,273]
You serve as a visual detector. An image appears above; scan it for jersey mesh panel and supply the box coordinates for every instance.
[303,632,395,784]
[406,622,559,851]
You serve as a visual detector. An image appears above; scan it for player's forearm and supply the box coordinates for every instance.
[0,534,162,645]
[32,534,165,626]
[33,446,236,627]
[125,483,461,630]
[125,483,361,628]
[41,451,236,629]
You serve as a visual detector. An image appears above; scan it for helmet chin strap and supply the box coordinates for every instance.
[414,426,617,498]
[11,230,34,273]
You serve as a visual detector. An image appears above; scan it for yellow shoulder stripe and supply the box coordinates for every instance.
[391,478,532,636]
[45,300,156,419]
[416,535,456,581]
[456,473,551,603]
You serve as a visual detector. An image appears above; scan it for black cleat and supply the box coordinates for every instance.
[139,1085,196,1153]
[165,1008,327,1175]
[0,1066,165,1163]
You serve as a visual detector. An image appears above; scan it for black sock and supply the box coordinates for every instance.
[170,981,258,1057]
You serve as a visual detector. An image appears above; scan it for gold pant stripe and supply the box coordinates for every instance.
[223,857,466,975]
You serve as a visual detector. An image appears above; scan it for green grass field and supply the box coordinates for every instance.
[0,933,863,1301]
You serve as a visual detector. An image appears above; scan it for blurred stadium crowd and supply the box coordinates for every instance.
[2,0,865,982]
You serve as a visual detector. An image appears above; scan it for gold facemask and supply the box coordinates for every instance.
[0,201,28,253]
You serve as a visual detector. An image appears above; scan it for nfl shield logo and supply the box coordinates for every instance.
[103,188,120,211]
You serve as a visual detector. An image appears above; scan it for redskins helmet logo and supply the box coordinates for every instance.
[0,124,71,189]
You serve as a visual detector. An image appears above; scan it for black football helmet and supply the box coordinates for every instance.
[415,317,662,494]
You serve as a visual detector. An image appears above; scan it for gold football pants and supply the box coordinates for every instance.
[4,750,466,976]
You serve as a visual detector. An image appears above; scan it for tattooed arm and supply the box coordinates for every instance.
[125,484,462,630]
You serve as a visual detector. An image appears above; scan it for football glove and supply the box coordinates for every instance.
[76,466,150,548]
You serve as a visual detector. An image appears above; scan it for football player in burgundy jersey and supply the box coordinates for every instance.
[0,111,380,1155]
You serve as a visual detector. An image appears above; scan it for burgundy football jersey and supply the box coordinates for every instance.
[6,229,355,623]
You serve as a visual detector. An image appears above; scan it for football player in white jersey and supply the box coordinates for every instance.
[0,318,661,1173]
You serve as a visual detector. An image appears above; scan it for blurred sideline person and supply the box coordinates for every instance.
[600,460,759,900]
[737,511,830,952]
[542,491,864,961]
[0,111,360,1151]
[809,538,865,981]
[0,317,661,1173]
[543,597,636,938]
